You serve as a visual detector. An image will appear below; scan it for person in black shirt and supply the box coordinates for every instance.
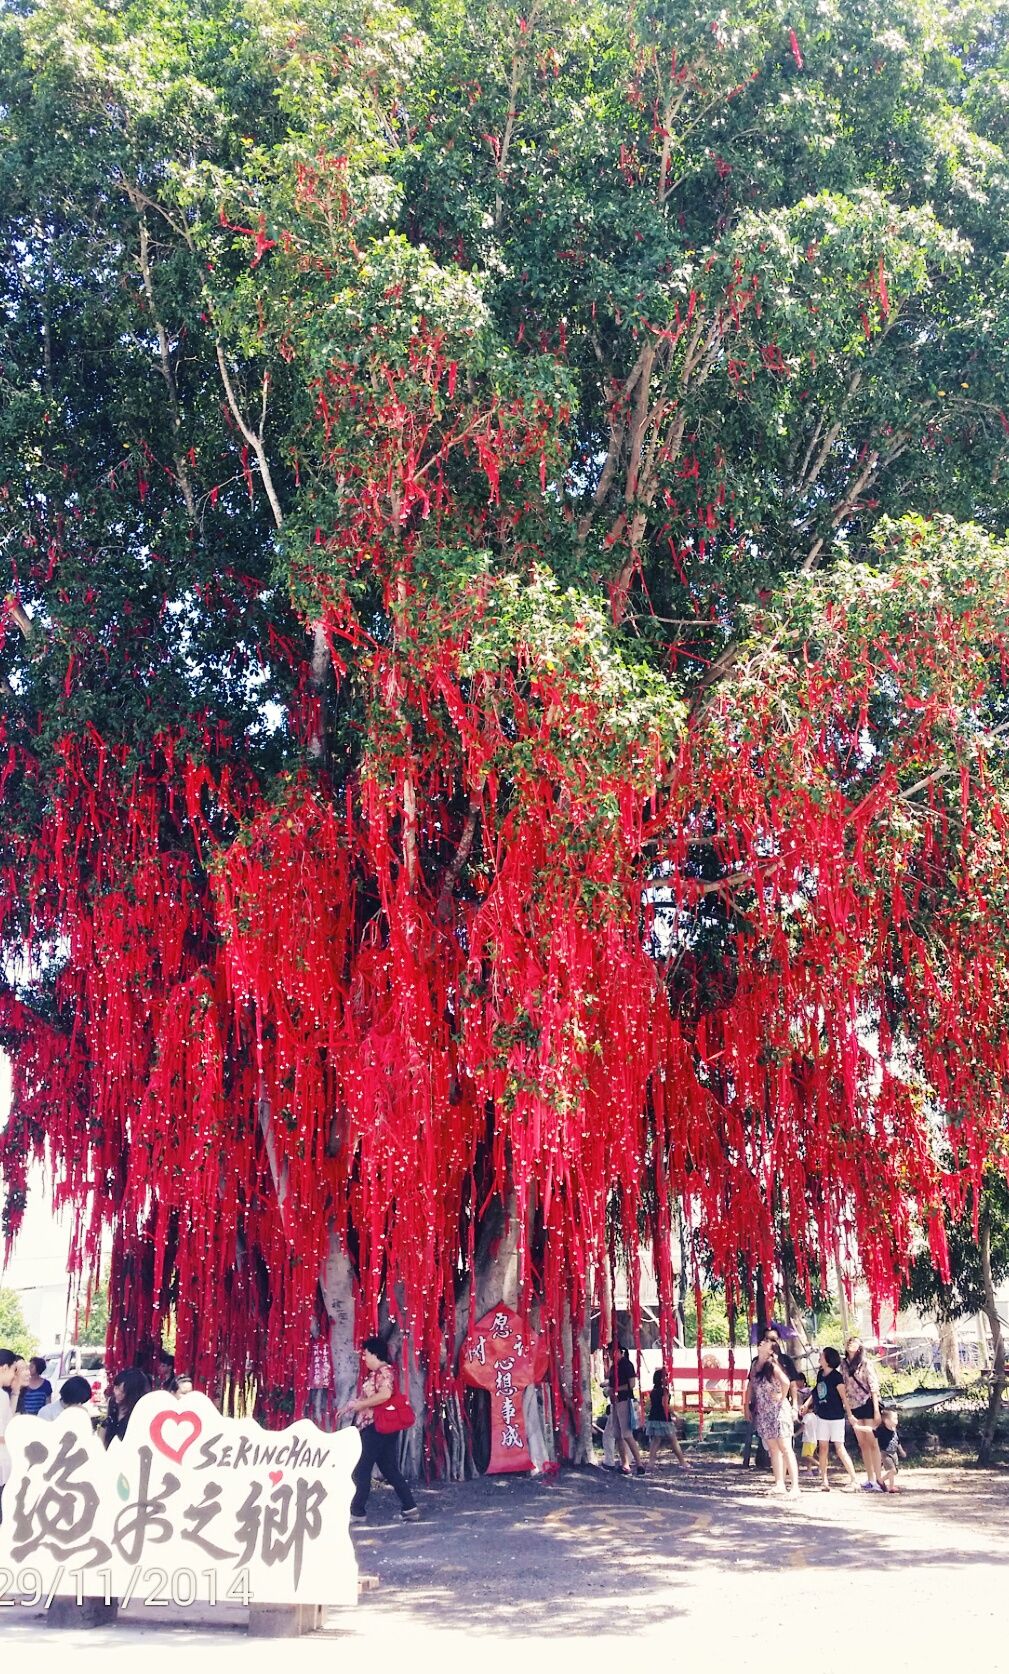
[874,1408,905,1491]
[800,1346,858,1491]
[603,1348,645,1475]
[646,1369,688,1469]
[104,1366,151,1447]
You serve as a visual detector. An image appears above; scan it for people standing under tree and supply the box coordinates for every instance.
[744,1335,799,1498]
[104,1367,151,1446]
[603,1346,646,1475]
[842,1336,884,1491]
[340,1336,419,1522]
[804,1347,858,1491]
[15,1356,53,1416]
[645,1369,689,1469]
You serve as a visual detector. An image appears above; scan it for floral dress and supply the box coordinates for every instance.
[355,1363,393,1430]
[842,1356,879,1418]
[750,1371,794,1446]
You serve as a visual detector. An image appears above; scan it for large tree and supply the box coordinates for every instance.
[4,0,1009,1462]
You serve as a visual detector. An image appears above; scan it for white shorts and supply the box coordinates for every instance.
[815,1417,846,1445]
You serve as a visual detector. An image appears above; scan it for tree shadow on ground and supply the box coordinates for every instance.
[346,1459,1009,1638]
[5,1460,1005,1648]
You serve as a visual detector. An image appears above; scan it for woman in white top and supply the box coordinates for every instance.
[39,1374,94,1422]
[0,1349,28,1519]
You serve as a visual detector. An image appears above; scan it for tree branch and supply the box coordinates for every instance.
[214,347,284,532]
[624,343,657,504]
[130,192,197,520]
[795,368,865,495]
[494,3,541,230]
[800,432,911,574]
[4,597,35,643]
[899,720,1009,805]
[436,788,484,923]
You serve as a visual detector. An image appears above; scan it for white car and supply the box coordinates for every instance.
[43,1345,108,1410]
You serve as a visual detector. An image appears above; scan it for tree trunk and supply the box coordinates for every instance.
[446,1192,522,1480]
[557,1302,593,1464]
[977,1206,1005,1467]
[524,1379,552,1470]
[834,1249,851,1338]
[443,1388,469,1481]
[397,1323,429,1482]
[938,1318,960,1387]
[674,1199,688,1346]
[474,1192,520,1314]
[450,1275,476,1480]
[977,1311,991,1371]
[783,1274,811,1363]
[754,1265,768,1338]
[319,1228,357,1413]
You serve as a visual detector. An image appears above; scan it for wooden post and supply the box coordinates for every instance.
[248,1574,377,1636]
[248,1602,325,1637]
[46,1598,119,1629]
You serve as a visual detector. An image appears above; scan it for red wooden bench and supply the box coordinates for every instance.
[663,1362,750,1413]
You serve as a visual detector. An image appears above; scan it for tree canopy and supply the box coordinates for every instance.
[4,0,1009,1437]
[0,1287,33,1358]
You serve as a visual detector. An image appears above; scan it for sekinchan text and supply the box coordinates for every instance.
[195,1433,332,1472]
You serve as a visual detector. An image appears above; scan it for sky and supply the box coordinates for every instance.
[0,1052,76,1293]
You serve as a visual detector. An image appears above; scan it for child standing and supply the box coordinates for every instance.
[796,1371,818,1469]
[646,1369,689,1469]
[874,1407,906,1491]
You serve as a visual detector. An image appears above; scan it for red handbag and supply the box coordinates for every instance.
[373,1386,416,1434]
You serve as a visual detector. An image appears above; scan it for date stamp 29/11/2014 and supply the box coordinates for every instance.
[0,1565,254,1610]
[0,1396,361,1610]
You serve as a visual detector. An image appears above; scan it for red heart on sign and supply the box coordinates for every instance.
[269,1469,283,1485]
[150,1409,203,1465]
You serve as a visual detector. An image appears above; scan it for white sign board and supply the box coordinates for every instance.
[0,1393,361,1608]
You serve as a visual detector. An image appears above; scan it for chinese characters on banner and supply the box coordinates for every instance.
[461,1305,549,1474]
[307,1332,336,1428]
[0,1393,361,1606]
[308,1334,334,1392]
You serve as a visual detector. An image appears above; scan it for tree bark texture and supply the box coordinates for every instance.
[978,1206,1005,1467]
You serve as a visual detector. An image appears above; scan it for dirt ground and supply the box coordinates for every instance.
[4,1458,1005,1670]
